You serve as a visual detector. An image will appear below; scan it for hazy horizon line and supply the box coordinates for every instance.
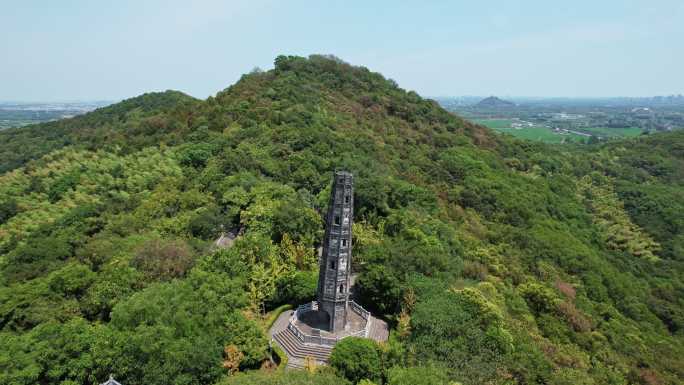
[3,93,683,105]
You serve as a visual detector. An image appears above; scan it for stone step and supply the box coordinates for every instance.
[274,331,332,361]
[368,316,389,342]
[284,357,328,370]
[273,328,333,363]
[277,328,334,354]
[288,360,305,369]
[275,339,329,364]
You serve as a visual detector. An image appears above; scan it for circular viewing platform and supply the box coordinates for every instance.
[290,301,369,344]
[269,301,389,368]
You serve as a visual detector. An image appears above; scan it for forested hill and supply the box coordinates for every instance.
[0,55,682,385]
[0,90,198,173]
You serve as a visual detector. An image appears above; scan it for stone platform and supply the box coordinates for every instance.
[295,308,366,338]
[269,302,389,369]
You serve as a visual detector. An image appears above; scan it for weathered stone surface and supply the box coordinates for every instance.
[317,171,354,332]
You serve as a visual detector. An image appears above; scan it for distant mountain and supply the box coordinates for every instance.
[476,96,515,107]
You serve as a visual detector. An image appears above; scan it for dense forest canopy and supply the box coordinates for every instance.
[0,55,682,385]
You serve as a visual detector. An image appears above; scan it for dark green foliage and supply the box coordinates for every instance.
[385,365,450,385]
[47,262,96,298]
[0,277,78,331]
[0,318,98,385]
[3,235,73,282]
[102,271,266,384]
[271,270,318,306]
[81,265,141,321]
[409,281,513,384]
[0,198,18,224]
[271,196,322,245]
[47,171,81,202]
[356,264,402,315]
[329,337,383,384]
[188,206,225,239]
[179,143,215,168]
[221,370,350,385]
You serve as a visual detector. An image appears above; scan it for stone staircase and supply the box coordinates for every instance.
[368,316,389,341]
[273,327,333,367]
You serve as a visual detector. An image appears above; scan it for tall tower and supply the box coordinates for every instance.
[317,171,354,332]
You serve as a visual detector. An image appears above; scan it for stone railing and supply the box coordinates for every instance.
[288,300,371,345]
[287,322,339,346]
[294,301,318,319]
[348,328,368,338]
[349,300,370,321]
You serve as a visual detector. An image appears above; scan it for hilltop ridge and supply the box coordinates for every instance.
[0,56,494,174]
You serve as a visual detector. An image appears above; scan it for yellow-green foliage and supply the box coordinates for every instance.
[0,147,183,249]
[577,174,660,261]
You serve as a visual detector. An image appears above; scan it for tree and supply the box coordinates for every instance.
[0,318,98,385]
[97,271,266,385]
[356,265,402,314]
[409,285,513,383]
[221,370,350,385]
[188,206,225,239]
[131,238,195,281]
[271,270,317,306]
[329,337,382,384]
[47,262,96,298]
[271,198,322,245]
[1,54,684,385]
[0,198,18,224]
[518,282,560,315]
[386,365,451,385]
[279,233,318,271]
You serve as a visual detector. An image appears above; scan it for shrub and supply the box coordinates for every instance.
[329,337,382,384]
[356,264,402,314]
[271,271,317,306]
[555,280,576,301]
[131,238,195,281]
[518,282,560,314]
[386,365,451,385]
[557,301,593,332]
[188,206,225,239]
[462,261,488,281]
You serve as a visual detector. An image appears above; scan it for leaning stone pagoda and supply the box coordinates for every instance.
[268,171,388,368]
[317,171,354,332]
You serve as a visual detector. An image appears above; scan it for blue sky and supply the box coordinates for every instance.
[1,0,683,101]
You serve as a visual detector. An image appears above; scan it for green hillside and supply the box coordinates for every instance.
[0,55,682,385]
[0,90,199,174]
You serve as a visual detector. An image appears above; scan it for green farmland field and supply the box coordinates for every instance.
[472,119,516,129]
[507,126,584,143]
[581,126,643,138]
[473,119,585,143]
